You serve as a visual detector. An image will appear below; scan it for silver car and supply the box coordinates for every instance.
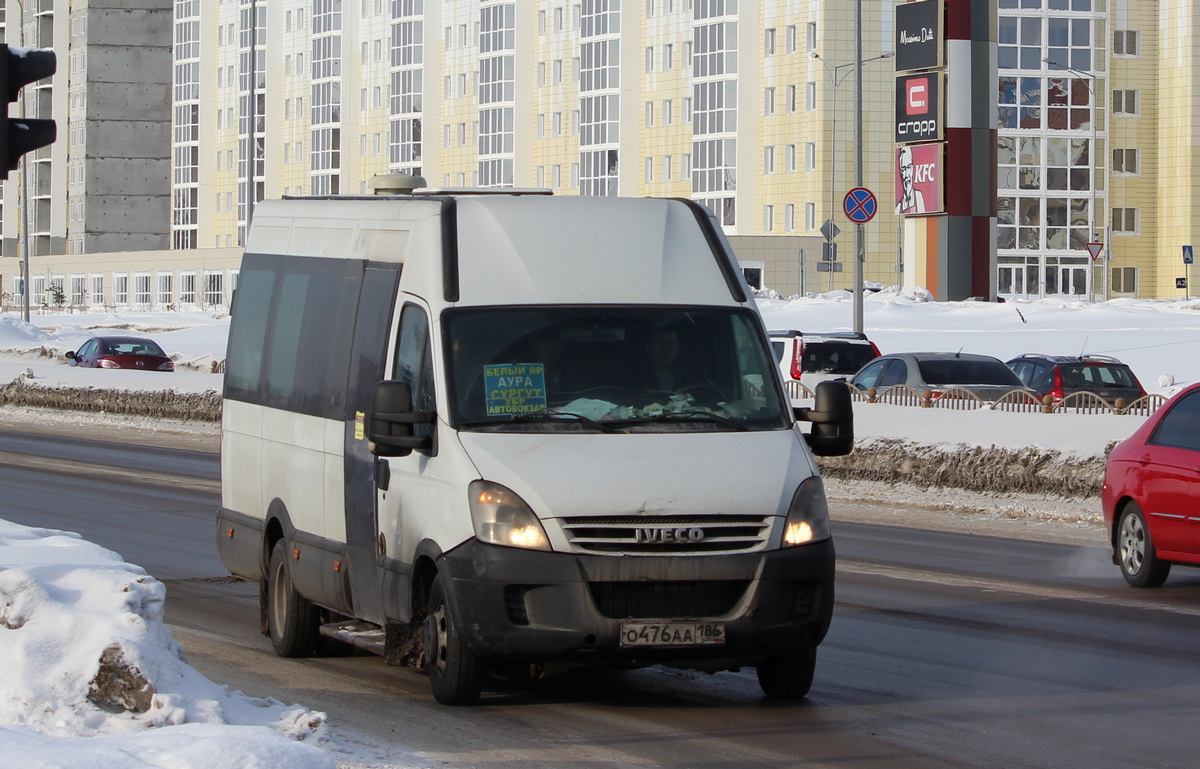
[849,351,1027,401]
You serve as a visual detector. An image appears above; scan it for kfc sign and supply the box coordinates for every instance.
[895,73,942,143]
[895,143,942,216]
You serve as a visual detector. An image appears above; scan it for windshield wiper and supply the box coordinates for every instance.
[461,410,616,433]
[615,409,749,431]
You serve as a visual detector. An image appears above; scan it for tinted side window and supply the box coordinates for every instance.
[225,257,277,399]
[1149,391,1200,451]
[225,253,363,418]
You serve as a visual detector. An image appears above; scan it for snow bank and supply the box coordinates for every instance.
[0,519,333,769]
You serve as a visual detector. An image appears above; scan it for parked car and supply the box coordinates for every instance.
[65,336,174,372]
[848,351,1027,401]
[1006,353,1145,404]
[1101,382,1200,587]
[768,330,880,394]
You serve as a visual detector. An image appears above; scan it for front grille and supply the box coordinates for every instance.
[561,514,772,554]
[589,580,749,619]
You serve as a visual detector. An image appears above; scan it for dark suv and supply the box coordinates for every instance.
[1006,353,1146,404]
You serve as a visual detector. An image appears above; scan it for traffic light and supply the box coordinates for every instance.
[0,44,57,180]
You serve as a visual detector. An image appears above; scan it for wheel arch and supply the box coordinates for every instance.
[409,539,445,620]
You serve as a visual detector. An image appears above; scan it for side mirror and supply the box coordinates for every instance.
[65,351,76,360]
[368,380,435,457]
[794,380,854,456]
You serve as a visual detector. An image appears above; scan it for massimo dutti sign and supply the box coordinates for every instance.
[895,0,942,72]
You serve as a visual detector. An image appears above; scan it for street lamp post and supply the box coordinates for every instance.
[812,49,893,313]
[1044,57,1100,301]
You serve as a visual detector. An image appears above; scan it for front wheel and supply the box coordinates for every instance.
[756,646,817,699]
[266,539,319,657]
[424,573,484,705]
[1117,503,1171,588]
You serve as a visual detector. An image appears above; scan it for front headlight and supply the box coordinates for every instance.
[782,476,831,547]
[468,480,551,551]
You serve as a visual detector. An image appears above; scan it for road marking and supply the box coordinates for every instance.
[838,559,1200,617]
[0,449,219,493]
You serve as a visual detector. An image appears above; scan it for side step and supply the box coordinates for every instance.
[318,619,425,667]
[319,620,386,655]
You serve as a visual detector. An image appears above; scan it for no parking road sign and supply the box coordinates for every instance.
[843,187,878,224]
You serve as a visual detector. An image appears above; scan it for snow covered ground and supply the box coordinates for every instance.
[0,291,1198,767]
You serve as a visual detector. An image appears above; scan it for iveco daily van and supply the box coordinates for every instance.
[217,182,853,705]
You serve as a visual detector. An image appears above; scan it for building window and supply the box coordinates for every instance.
[1112,90,1139,116]
[763,205,774,233]
[644,156,653,183]
[179,272,197,305]
[786,25,797,54]
[645,102,654,127]
[1111,266,1138,294]
[157,273,173,308]
[806,22,817,52]
[1113,30,1139,57]
[134,273,152,306]
[764,28,776,56]
[805,82,816,111]
[70,275,86,308]
[805,202,816,231]
[764,145,775,174]
[662,155,672,182]
[204,271,225,306]
[804,142,815,172]
[663,44,673,70]
[764,87,775,116]
[785,204,795,232]
[786,84,797,113]
[90,275,105,307]
[1112,148,1139,175]
[1111,208,1139,235]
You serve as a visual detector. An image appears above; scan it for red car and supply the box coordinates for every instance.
[65,336,174,372]
[1102,382,1200,587]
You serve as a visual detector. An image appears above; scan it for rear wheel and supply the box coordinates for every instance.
[1117,503,1171,588]
[266,539,319,657]
[756,646,817,699]
[425,573,484,705]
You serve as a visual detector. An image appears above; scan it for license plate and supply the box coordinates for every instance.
[619,621,725,647]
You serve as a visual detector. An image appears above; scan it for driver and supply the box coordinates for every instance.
[645,325,683,391]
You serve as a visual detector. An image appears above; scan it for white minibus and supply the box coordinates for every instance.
[217,183,853,705]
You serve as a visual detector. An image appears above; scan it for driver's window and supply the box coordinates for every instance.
[393,305,435,439]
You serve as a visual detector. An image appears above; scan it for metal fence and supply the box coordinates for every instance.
[785,379,1168,417]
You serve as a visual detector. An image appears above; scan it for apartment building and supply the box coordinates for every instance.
[0,1,1193,304]
[0,0,172,259]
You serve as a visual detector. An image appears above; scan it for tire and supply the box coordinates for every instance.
[1117,503,1171,588]
[756,646,817,699]
[266,539,320,657]
[424,573,484,705]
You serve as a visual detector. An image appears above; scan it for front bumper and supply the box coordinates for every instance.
[437,539,835,667]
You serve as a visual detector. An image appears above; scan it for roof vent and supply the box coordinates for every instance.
[368,173,426,195]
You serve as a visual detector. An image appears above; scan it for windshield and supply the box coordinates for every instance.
[444,306,789,432]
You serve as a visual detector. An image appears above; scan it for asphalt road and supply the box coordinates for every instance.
[3,426,1199,768]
